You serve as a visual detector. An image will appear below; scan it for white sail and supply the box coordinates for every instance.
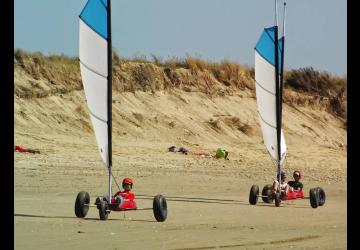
[255,27,287,166]
[79,0,111,167]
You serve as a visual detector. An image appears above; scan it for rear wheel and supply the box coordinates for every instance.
[317,187,326,206]
[249,185,259,205]
[275,192,281,207]
[309,188,319,208]
[99,199,109,220]
[261,184,274,203]
[75,191,90,218]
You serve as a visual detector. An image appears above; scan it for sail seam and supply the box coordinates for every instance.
[100,0,107,9]
[255,80,275,96]
[258,112,276,129]
[80,60,107,79]
[255,49,275,67]
[79,1,91,19]
[89,109,107,124]
[265,28,276,43]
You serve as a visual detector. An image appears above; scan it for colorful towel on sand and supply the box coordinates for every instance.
[178,147,189,155]
[14,145,40,154]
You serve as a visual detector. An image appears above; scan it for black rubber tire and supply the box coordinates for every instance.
[316,187,326,206]
[309,188,319,208]
[261,184,274,203]
[75,191,90,218]
[275,192,281,207]
[153,194,167,222]
[249,185,259,205]
[99,199,109,220]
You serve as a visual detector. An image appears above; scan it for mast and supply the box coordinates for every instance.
[274,0,281,181]
[107,0,113,200]
[275,0,278,27]
[279,2,286,140]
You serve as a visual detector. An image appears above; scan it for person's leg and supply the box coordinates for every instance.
[272,180,279,193]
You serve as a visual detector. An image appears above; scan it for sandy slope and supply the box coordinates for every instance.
[14,78,346,249]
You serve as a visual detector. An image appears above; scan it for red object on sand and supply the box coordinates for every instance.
[15,145,28,152]
[192,151,212,158]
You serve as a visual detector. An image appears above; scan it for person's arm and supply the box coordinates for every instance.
[287,181,294,192]
[127,193,135,200]
[113,191,121,197]
[116,192,135,201]
[292,182,303,191]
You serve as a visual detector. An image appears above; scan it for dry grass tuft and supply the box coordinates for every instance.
[222,116,254,136]
[208,116,253,135]
[75,105,88,117]
[131,64,157,92]
[78,118,92,132]
[133,112,144,123]
[209,118,221,130]
[168,121,176,128]
[238,124,253,135]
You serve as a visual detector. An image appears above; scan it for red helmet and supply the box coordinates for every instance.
[293,170,302,179]
[122,177,133,188]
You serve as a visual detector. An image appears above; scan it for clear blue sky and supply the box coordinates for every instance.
[14,0,347,77]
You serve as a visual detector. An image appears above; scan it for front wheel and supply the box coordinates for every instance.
[75,191,90,218]
[99,199,109,220]
[249,185,259,205]
[153,195,167,222]
[275,192,281,207]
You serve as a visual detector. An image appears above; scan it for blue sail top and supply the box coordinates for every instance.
[80,0,108,40]
[255,26,283,74]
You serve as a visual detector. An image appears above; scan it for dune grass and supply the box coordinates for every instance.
[14,49,346,119]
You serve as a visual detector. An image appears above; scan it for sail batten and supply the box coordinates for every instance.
[255,80,276,96]
[89,109,108,124]
[258,113,277,130]
[79,60,107,79]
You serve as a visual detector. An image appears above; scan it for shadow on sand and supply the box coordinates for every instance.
[14,213,156,222]
[137,194,311,208]
[137,194,248,205]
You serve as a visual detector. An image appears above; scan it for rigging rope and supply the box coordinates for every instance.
[111,171,121,190]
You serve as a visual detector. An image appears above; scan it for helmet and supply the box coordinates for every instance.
[293,170,302,179]
[277,171,286,180]
[122,177,133,188]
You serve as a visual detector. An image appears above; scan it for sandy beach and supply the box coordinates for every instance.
[14,84,346,249]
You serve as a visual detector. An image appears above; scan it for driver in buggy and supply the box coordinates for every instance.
[286,170,304,199]
[272,171,290,198]
[112,177,137,209]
